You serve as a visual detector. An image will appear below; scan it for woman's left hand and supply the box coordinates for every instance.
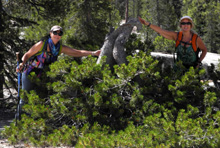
[92,50,101,56]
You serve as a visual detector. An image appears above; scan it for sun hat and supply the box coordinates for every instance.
[50,25,63,32]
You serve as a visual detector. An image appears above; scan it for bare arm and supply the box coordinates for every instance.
[17,41,43,72]
[21,41,43,64]
[61,45,101,57]
[138,17,177,41]
[197,37,207,62]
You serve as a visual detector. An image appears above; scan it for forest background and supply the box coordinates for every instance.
[1,0,220,147]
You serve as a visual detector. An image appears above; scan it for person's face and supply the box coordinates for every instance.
[180,19,192,32]
[50,30,63,44]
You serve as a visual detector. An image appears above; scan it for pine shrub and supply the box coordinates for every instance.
[1,52,220,147]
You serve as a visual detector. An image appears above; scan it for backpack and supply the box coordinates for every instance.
[174,31,200,66]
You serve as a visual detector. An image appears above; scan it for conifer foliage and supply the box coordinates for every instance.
[2,51,220,147]
[1,0,220,147]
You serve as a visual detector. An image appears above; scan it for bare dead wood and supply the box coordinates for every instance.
[97,18,142,71]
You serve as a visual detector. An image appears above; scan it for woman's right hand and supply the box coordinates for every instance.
[16,63,24,72]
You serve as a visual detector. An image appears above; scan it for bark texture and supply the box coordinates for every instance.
[97,18,142,70]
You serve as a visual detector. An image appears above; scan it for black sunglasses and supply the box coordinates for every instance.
[180,22,192,25]
[52,31,63,36]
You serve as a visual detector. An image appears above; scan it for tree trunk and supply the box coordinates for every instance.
[0,0,4,99]
[125,0,129,23]
[97,18,142,71]
[156,0,160,26]
[172,0,182,19]
[0,45,4,99]
[133,0,135,18]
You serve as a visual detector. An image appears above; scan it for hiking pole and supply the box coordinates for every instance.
[15,52,21,125]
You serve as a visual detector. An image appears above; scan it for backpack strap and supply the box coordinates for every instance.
[175,31,183,48]
[58,40,62,55]
[35,40,48,56]
[174,31,183,62]
[175,31,198,52]
[191,33,198,52]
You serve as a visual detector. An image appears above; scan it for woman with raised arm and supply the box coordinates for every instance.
[138,16,207,70]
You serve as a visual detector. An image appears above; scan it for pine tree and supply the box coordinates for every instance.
[2,49,220,147]
[64,0,113,50]
[0,0,35,100]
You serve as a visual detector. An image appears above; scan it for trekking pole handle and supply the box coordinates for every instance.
[16,52,22,73]
[16,52,20,62]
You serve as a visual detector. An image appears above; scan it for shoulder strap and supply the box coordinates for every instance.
[35,40,48,56]
[191,33,198,52]
[58,40,62,55]
[175,31,198,52]
[174,31,182,63]
[175,31,183,48]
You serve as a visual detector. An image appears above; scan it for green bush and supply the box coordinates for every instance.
[77,106,220,148]
[2,52,220,147]
[153,35,175,53]
[125,33,154,54]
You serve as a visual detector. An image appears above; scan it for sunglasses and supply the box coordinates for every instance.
[52,31,63,36]
[180,22,192,25]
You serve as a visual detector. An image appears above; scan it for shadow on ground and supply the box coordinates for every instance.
[0,108,14,137]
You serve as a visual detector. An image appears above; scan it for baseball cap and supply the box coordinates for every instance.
[180,16,193,24]
[179,16,194,27]
[50,25,63,32]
